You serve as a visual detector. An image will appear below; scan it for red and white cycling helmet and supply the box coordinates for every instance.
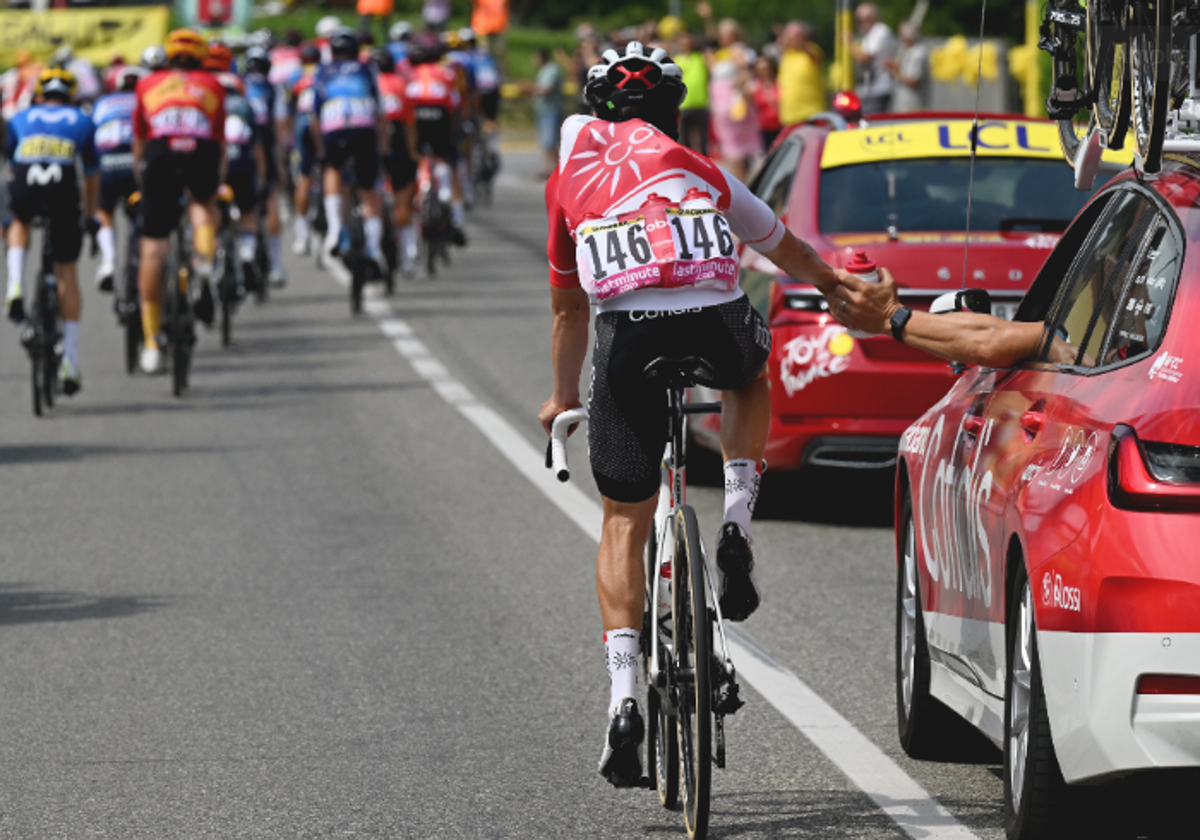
[583,41,687,120]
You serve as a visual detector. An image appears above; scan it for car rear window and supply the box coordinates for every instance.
[818,158,1096,234]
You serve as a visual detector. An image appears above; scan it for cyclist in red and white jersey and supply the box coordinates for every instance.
[372,48,420,274]
[406,33,467,244]
[538,42,850,786]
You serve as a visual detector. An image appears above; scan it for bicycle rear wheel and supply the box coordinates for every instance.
[673,505,711,839]
[1131,0,1173,172]
[349,218,366,314]
[165,246,190,397]
[41,283,57,410]
[29,291,44,417]
[645,519,680,809]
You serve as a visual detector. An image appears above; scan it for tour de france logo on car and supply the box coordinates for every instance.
[576,190,738,301]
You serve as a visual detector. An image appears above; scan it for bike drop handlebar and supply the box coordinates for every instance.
[546,408,589,483]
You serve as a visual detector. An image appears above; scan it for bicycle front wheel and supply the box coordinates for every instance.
[1130,0,1173,173]
[673,505,711,839]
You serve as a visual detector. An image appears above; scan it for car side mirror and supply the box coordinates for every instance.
[930,288,992,315]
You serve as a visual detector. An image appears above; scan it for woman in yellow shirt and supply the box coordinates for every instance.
[777,22,826,126]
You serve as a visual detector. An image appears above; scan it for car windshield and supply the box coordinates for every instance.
[819,157,1097,234]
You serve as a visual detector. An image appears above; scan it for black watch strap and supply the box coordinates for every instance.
[890,306,913,343]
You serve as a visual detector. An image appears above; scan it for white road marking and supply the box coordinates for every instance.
[342,273,980,840]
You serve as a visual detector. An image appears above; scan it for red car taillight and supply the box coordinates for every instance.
[1108,425,1200,511]
[1137,674,1200,694]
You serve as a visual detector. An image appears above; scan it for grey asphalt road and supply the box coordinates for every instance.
[0,152,1167,839]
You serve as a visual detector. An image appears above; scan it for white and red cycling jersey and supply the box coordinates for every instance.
[405,63,461,112]
[377,71,413,123]
[546,115,784,312]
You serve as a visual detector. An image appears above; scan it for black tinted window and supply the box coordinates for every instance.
[750,137,803,216]
[1096,217,1182,366]
[819,158,1095,234]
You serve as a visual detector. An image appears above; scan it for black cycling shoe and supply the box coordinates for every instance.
[598,697,645,788]
[451,225,467,247]
[194,280,215,327]
[6,297,24,324]
[716,522,760,622]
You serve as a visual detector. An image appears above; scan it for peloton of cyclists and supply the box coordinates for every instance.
[92,64,147,294]
[131,28,226,374]
[311,26,388,270]
[538,42,851,785]
[4,67,100,395]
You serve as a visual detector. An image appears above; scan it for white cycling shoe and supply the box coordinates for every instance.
[140,345,163,375]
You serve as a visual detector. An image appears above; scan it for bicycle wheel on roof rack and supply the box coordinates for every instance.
[1051,0,1130,167]
[1131,0,1173,173]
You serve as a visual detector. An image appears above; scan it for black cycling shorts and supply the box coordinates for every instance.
[588,296,771,503]
[139,138,222,239]
[7,163,84,263]
[294,123,316,178]
[386,121,417,189]
[322,128,379,188]
[480,90,500,121]
[414,105,457,163]
[225,159,259,214]
[99,169,138,215]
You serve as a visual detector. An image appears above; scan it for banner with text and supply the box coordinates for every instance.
[0,6,171,68]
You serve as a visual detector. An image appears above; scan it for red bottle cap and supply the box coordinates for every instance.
[845,250,877,274]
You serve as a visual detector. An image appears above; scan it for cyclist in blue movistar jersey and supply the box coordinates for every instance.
[4,68,99,395]
[92,64,147,293]
[243,46,288,287]
[312,27,388,268]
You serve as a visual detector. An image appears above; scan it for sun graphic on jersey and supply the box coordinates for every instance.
[569,122,661,199]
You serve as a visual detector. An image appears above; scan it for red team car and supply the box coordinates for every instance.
[896,160,1200,837]
[692,114,1104,471]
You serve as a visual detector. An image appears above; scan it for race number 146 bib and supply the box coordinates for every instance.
[575,190,739,302]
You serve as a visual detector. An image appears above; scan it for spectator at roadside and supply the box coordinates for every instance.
[675,30,710,156]
[528,48,565,179]
[472,0,510,73]
[885,22,928,113]
[357,0,394,44]
[777,22,825,126]
[853,3,897,115]
[710,47,760,181]
[748,55,782,149]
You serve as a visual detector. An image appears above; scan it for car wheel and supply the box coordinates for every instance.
[895,489,960,758]
[1003,566,1070,840]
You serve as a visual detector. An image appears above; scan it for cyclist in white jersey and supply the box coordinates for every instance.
[539,42,853,785]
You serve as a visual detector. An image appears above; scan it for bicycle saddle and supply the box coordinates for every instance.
[642,355,717,388]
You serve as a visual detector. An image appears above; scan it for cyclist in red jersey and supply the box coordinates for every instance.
[372,47,420,274]
[132,29,225,374]
[406,33,467,244]
[538,43,851,786]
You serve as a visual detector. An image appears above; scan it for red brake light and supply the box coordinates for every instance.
[1108,425,1200,512]
[1137,674,1200,695]
[833,91,862,121]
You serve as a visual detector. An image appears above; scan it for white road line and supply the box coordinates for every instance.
[348,278,979,840]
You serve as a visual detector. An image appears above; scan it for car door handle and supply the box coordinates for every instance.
[963,415,985,437]
[1020,411,1046,438]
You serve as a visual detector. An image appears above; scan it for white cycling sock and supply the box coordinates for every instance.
[63,320,80,368]
[451,200,465,228]
[324,194,343,242]
[269,235,282,272]
[400,223,418,262]
[294,214,309,243]
[97,226,116,267]
[723,459,763,536]
[364,216,383,257]
[6,246,26,299]
[605,628,640,713]
[238,232,257,264]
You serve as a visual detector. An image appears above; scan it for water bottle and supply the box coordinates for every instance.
[657,557,673,628]
[844,250,879,339]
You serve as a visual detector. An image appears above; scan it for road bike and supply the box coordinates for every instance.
[20,216,62,417]
[415,157,455,278]
[162,220,196,397]
[548,356,745,840]
[114,194,144,374]
[215,189,246,348]
[1043,0,1200,180]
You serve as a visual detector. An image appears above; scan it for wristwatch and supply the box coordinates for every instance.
[890,306,914,343]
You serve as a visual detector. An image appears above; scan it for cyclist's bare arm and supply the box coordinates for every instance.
[758,229,839,295]
[539,285,590,435]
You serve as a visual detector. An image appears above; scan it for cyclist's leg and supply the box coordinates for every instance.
[137,143,187,368]
[95,171,133,290]
[49,185,85,390]
[353,129,385,264]
[263,145,285,285]
[292,126,315,254]
[321,132,347,252]
[389,122,419,271]
[5,167,37,321]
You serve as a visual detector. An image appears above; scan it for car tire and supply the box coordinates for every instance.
[1003,565,1070,840]
[895,489,961,759]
